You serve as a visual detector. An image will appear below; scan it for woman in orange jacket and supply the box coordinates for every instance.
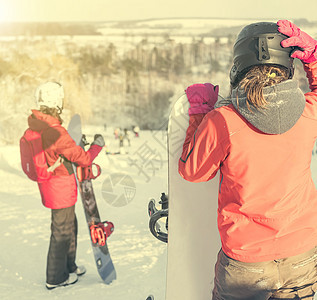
[29,82,104,289]
[179,21,317,299]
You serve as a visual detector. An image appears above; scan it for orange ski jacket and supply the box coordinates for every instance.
[179,61,317,262]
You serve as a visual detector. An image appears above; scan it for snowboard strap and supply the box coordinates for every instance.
[90,221,114,246]
[77,163,101,182]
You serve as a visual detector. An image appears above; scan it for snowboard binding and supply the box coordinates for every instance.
[77,163,101,182]
[90,221,114,247]
[148,193,168,243]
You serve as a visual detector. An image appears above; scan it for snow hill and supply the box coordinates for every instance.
[1,123,317,300]
[0,127,167,300]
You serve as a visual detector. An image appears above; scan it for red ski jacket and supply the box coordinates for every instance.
[179,61,317,263]
[28,110,102,209]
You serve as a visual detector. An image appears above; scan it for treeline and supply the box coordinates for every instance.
[69,39,229,78]
[64,37,232,129]
[0,32,309,144]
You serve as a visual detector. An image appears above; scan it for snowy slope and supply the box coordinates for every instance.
[1,124,317,300]
[0,127,168,300]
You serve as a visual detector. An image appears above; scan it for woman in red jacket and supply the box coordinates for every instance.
[29,82,105,289]
[179,21,317,299]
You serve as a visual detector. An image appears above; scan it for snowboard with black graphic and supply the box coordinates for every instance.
[67,114,116,284]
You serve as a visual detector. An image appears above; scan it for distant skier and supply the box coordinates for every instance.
[119,131,124,147]
[28,82,105,289]
[179,21,317,299]
[114,127,120,139]
[123,128,131,146]
[133,125,140,137]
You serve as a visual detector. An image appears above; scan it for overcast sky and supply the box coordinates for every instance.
[0,0,316,23]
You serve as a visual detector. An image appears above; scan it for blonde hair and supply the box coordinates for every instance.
[39,106,63,124]
[236,65,289,110]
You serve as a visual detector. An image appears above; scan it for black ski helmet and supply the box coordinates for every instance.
[230,22,295,87]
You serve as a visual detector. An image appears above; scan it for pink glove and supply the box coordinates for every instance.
[277,20,317,63]
[185,83,219,116]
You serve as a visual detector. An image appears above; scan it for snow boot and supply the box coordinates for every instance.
[73,265,86,276]
[46,273,78,290]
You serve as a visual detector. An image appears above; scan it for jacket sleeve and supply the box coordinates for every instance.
[44,126,101,167]
[178,110,228,183]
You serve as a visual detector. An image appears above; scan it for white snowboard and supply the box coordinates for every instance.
[166,94,221,300]
[165,93,317,300]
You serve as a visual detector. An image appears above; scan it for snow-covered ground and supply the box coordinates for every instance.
[0,127,168,300]
[1,123,317,300]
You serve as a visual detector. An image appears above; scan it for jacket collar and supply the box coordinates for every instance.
[28,110,61,132]
[215,80,306,134]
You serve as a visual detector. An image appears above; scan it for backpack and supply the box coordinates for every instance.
[20,128,52,182]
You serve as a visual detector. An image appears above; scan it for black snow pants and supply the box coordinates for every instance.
[46,205,78,285]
